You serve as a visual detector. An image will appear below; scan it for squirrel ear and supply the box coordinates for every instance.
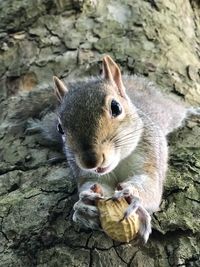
[102,55,126,98]
[53,76,68,102]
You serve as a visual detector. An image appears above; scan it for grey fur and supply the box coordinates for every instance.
[27,73,198,243]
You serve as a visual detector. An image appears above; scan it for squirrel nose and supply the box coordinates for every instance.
[81,151,103,170]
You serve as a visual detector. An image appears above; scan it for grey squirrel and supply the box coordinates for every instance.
[28,55,200,243]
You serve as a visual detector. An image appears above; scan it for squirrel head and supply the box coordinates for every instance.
[53,56,143,175]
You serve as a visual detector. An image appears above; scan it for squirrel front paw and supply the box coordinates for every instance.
[72,184,104,230]
[114,183,152,243]
[113,182,139,203]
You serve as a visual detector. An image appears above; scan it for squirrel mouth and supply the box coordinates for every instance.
[96,166,110,174]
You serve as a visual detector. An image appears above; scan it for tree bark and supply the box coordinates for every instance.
[0,0,199,266]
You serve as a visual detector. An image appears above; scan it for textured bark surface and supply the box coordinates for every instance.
[0,0,200,266]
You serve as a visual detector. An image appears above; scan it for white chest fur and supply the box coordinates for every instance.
[99,150,145,196]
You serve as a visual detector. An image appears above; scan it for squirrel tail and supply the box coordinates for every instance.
[26,112,63,150]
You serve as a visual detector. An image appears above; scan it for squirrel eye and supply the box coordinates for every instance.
[57,123,64,135]
[111,99,122,117]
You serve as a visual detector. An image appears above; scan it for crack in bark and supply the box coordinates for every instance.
[193,179,200,185]
[7,183,20,193]
[151,228,195,241]
[0,157,65,176]
[146,0,160,11]
[185,196,200,203]
[0,229,9,242]
[0,163,47,176]
[188,0,200,42]
[164,187,188,198]
[24,192,42,199]
[0,213,11,243]
[177,254,200,267]
[40,188,70,194]
[89,246,93,267]
[43,24,78,52]
[127,249,140,267]
[85,232,93,248]
[152,212,163,230]
[113,245,129,264]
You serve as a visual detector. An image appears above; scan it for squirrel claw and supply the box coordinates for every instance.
[73,210,100,230]
[105,197,113,202]
[122,197,152,243]
[73,184,104,230]
[79,190,103,201]
[113,190,124,200]
[113,183,139,203]
[136,206,152,243]
[124,196,140,218]
[96,196,105,200]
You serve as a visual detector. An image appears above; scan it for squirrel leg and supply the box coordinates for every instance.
[114,182,152,243]
[136,205,152,243]
[73,209,100,230]
[73,199,100,229]
[123,199,152,243]
[113,182,139,200]
[79,188,104,202]
[73,199,99,217]
[72,183,104,230]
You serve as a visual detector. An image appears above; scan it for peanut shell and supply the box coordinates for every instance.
[97,198,140,242]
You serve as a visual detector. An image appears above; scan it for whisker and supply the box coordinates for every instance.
[112,127,144,144]
[113,127,163,148]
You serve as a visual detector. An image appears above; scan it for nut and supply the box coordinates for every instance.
[97,198,140,242]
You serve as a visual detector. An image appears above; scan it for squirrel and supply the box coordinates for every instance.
[27,55,200,243]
